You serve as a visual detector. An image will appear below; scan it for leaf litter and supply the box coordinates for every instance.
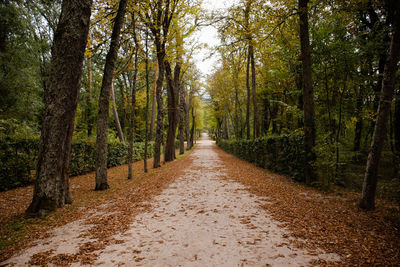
[1,136,399,266]
[214,144,400,265]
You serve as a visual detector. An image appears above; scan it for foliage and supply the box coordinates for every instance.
[0,138,155,191]
[218,133,306,182]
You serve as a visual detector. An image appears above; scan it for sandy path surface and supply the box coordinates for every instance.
[3,135,339,266]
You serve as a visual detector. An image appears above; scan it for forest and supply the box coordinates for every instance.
[0,0,399,218]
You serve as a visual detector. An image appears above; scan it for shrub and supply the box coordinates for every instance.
[218,134,306,182]
[0,138,155,191]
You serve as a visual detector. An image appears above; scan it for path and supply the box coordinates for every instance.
[3,134,339,266]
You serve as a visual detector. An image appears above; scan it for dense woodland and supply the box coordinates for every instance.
[0,0,399,217]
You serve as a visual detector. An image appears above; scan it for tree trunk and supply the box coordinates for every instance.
[246,48,251,140]
[87,53,93,137]
[26,0,91,217]
[153,51,165,168]
[128,14,138,180]
[190,106,195,149]
[179,81,185,154]
[95,0,127,190]
[164,58,180,162]
[234,80,240,139]
[360,3,400,210]
[117,77,127,135]
[186,85,193,150]
[150,62,158,141]
[111,83,125,142]
[144,31,150,173]
[249,42,259,138]
[299,0,316,185]
[394,89,400,153]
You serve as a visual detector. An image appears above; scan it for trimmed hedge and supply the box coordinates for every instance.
[0,139,154,191]
[218,134,306,182]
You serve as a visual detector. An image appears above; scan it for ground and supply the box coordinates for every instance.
[1,134,399,266]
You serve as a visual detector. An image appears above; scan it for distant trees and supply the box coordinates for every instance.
[207,0,400,209]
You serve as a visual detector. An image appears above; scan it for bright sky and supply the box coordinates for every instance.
[192,0,238,79]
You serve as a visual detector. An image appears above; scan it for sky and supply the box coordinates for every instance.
[192,0,238,79]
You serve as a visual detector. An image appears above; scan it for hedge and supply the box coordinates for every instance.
[0,139,154,191]
[217,134,306,182]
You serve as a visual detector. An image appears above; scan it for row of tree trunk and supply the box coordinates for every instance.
[26,0,196,217]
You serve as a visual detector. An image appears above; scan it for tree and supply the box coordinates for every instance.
[26,0,92,216]
[164,30,183,161]
[141,0,177,168]
[144,30,150,172]
[95,0,128,190]
[128,12,139,180]
[298,0,316,185]
[360,1,400,210]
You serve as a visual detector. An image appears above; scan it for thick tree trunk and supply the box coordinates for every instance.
[153,51,165,168]
[26,0,91,217]
[299,0,316,185]
[360,4,400,210]
[150,62,158,141]
[111,83,125,142]
[179,82,185,154]
[95,0,127,190]
[164,59,180,162]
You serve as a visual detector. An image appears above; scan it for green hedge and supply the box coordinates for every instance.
[218,134,306,182]
[0,139,154,191]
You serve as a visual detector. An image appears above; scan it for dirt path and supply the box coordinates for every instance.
[3,135,340,266]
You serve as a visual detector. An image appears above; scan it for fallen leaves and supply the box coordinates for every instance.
[215,146,400,266]
[0,150,193,264]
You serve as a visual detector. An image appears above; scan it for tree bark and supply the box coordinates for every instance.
[190,105,195,149]
[186,85,193,150]
[394,89,400,153]
[249,42,259,138]
[95,0,127,190]
[128,14,138,180]
[111,83,125,142]
[360,3,400,210]
[164,58,180,162]
[26,0,92,217]
[185,85,191,150]
[246,48,251,140]
[153,51,165,168]
[150,62,158,141]
[179,81,185,154]
[144,31,150,173]
[299,0,316,185]
[87,52,93,137]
